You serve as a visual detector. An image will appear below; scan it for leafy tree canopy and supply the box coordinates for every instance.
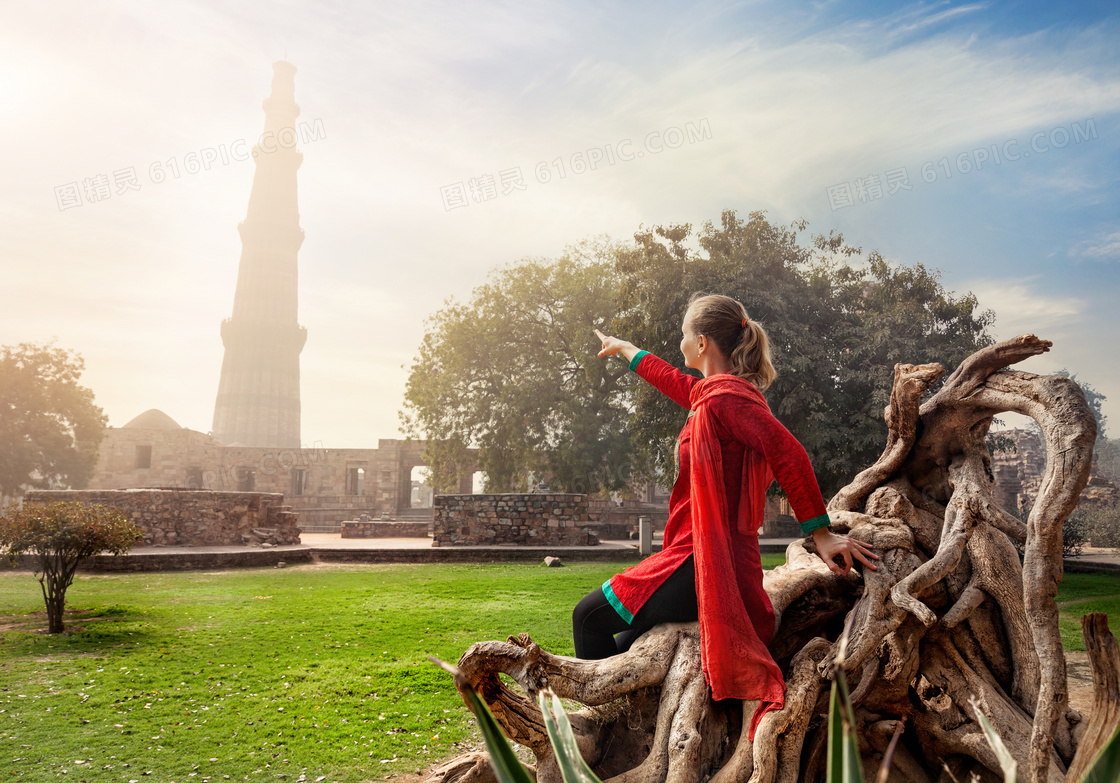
[614,210,995,498]
[402,239,638,494]
[0,343,107,498]
[404,211,997,500]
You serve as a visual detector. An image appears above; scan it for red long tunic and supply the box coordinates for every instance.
[603,352,830,736]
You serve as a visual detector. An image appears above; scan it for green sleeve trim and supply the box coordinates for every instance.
[628,350,649,372]
[800,513,831,535]
[602,580,634,624]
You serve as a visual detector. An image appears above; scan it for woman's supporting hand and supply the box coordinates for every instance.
[594,329,641,362]
[811,526,879,577]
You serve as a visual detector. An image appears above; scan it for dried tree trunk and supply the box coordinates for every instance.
[426,335,1113,783]
[1065,614,1120,783]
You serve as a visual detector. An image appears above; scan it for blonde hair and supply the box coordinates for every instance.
[686,293,776,390]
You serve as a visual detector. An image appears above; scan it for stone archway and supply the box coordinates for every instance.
[394,441,478,515]
[409,465,434,509]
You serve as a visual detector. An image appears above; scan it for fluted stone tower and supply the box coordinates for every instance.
[212,61,307,448]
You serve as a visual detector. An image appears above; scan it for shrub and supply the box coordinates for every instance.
[1065,513,1088,557]
[0,501,142,633]
[1072,502,1120,549]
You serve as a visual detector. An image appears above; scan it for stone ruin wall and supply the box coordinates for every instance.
[433,494,798,546]
[585,498,668,539]
[87,424,476,531]
[992,428,1118,514]
[24,489,301,547]
[434,494,599,547]
[341,520,430,538]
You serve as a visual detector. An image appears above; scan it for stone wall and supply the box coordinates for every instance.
[431,493,795,546]
[585,499,668,539]
[340,520,430,538]
[24,489,301,547]
[585,496,798,539]
[434,494,598,546]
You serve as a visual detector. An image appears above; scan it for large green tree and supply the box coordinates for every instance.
[614,210,995,498]
[401,241,640,494]
[0,343,107,498]
[404,211,995,500]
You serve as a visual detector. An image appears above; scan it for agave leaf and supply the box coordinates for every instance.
[826,681,845,783]
[968,698,1015,783]
[539,691,602,783]
[430,657,534,783]
[834,660,859,737]
[826,674,865,783]
[464,686,536,783]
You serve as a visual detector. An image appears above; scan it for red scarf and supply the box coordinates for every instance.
[689,374,786,740]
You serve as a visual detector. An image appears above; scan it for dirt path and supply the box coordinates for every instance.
[1067,650,1094,716]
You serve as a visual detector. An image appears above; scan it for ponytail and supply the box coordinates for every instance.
[731,318,776,390]
[686,293,777,390]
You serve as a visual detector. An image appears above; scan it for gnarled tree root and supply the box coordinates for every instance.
[423,335,1101,783]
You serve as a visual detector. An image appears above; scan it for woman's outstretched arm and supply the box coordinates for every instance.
[594,329,642,363]
[595,329,696,409]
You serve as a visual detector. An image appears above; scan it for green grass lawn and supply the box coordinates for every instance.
[1057,571,1120,651]
[0,561,635,783]
[0,556,1113,783]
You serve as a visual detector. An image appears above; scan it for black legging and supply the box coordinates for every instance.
[572,556,699,659]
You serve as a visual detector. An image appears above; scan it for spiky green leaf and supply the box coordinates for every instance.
[538,691,602,783]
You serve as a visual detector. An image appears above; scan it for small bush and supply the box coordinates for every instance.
[1064,514,1088,557]
[0,501,142,633]
[1073,502,1120,549]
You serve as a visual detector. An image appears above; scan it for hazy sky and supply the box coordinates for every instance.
[3,0,1118,448]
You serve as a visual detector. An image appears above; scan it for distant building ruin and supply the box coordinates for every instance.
[991,428,1118,514]
[87,409,477,530]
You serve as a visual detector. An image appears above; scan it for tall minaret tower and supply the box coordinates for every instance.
[212,61,307,448]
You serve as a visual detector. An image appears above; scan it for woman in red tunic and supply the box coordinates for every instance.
[575,294,878,738]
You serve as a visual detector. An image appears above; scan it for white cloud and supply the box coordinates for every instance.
[888,4,988,37]
[1072,231,1120,261]
[965,278,1086,338]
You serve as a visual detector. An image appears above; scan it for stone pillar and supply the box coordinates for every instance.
[397,465,414,513]
[457,470,474,494]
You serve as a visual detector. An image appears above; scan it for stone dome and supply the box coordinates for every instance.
[121,409,182,430]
